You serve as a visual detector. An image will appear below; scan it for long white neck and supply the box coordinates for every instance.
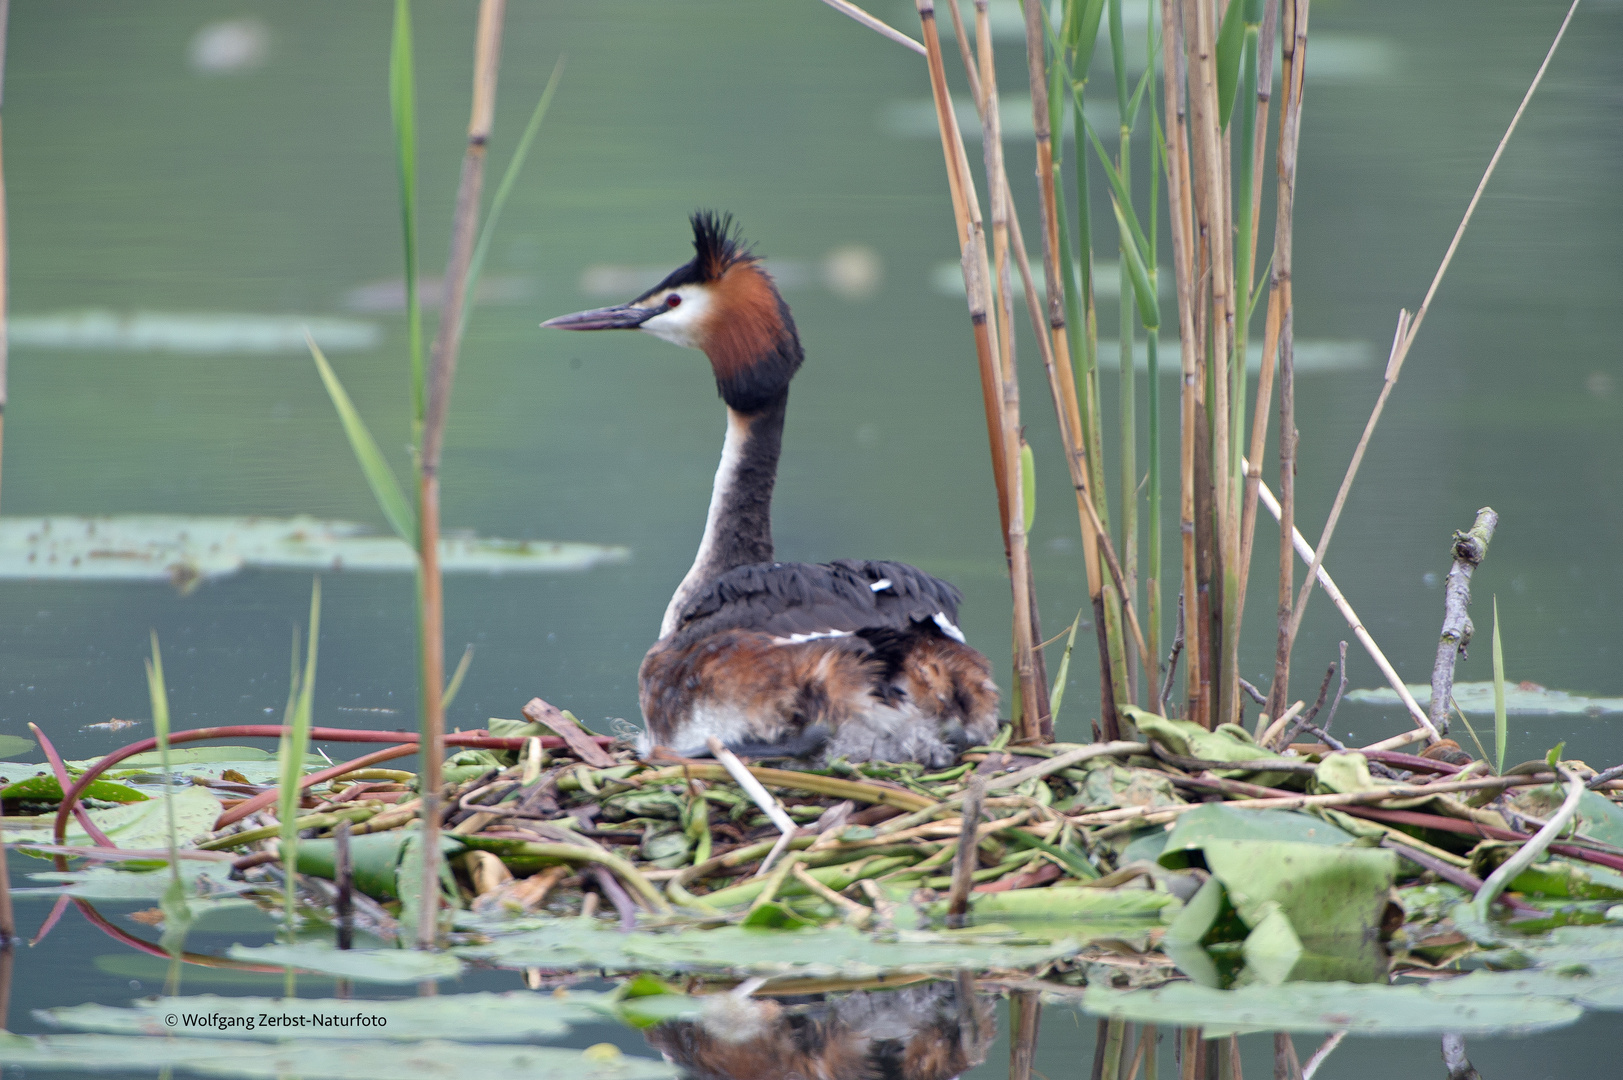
[659,396,785,638]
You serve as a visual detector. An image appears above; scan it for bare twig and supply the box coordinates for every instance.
[946,774,985,928]
[334,819,354,950]
[1246,460,1435,740]
[817,0,925,55]
[1428,508,1498,736]
[1300,1031,1345,1080]
[1470,764,1585,920]
[1159,595,1186,717]
[1287,2,1579,649]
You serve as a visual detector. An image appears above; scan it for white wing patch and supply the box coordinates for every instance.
[772,629,855,646]
[932,612,967,643]
[869,578,893,592]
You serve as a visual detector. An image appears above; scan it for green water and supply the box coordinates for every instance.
[3,0,1620,1074]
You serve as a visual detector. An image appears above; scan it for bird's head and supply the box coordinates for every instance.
[542,211,803,413]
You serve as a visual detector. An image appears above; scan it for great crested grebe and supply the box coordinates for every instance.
[543,212,999,766]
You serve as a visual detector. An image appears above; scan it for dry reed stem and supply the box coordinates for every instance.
[1157,0,1205,726]
[1285,0,1579,651]
[1259,0,1310,721]
[1245,456,1436,739]
[1070,770,1552,828]
[415,0,505,949]
[817,0,925,55]
[945,774,984,927]
[973,0,1050,733]
[915,0,1043,739]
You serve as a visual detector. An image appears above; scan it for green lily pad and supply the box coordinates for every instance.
[2,774,149,803]
[1158,804,1354,869]
[0,1033,676,1080]
[225,942,463,984]
[456,921,1078,977]
[1081,979,1582,1036]
[5,787,221,850]
[950,886,1181,922]
[1346,681,1623,716]
[1122,708,1295,785]
[0,515,628,584]
[21,862,246,901]
[0,734,38,757]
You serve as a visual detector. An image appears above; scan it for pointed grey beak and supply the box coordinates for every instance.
[541,303,657,331]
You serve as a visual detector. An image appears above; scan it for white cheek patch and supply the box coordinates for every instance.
[932,612,967,643]
[639,287,712,349]
[869,578,893,592]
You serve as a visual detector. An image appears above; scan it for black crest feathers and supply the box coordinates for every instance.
[691,210,752,281]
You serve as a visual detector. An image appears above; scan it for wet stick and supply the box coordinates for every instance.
[1244,458,1433,739]
[1285,1,1579,657]
[334,819,354,951]
[945,775,985,928]
[1010,989,1040,1080]
[416,0,506,949]
[1427,508,1498,737]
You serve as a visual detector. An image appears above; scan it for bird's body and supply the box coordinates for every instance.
[544,213,999,766]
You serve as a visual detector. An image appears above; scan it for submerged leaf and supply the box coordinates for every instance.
[0,515,627,583]
[1081,979,1581,1036]
[225,942,462,984]
[455,921,1078,977]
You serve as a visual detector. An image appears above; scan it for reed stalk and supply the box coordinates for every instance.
[1108,0,1138,705]
[1023,1,1124,738]
[412,0,506,948]
[1157,0,1202,725]
[914,0,1045,741]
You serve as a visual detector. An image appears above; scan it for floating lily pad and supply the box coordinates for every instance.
[0,733,37,757]
[1,774,149,804]
[456,921,1078,977]
[1159,804,1354,869]
[20,862,247,901]
[0,1033,676,1080]
[1346,681,1623,716]
[0,515,628,584]
[8,310,380,354]
[4,787,220,850]
[1081,979,1582,1036]
[225,942,463,984]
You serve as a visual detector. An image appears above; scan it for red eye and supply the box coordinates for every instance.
[666,294,681,308]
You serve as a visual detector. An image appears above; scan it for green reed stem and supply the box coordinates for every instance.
[389,0,423,439]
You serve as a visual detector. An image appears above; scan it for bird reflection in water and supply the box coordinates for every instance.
[645,976,993,1080]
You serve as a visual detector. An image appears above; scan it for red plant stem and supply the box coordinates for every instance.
[72,897,287,972]
[49,723,612,868]
[1348,807,1623,873]
[213,743,422,830]
[1364,750,1461,775]
[30,723,115,848]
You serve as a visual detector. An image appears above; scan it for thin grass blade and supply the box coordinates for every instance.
[459,57,565,342]
[442,644,474,711]
[390,0,424,430]
[277,579,321,941]
[1020,440,1037,534]
[143,634,179,872]
[1492,595,1506,773]
[1048,610,1083,722]
[307,334,417,545]
[1215,0,1245,130]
